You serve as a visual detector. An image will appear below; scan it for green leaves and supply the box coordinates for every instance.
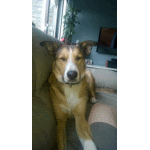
[63,4,81,44]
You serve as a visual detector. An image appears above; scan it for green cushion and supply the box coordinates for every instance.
[32,84,57,150]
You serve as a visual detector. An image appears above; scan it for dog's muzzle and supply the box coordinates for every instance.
[67,70,77,80]
[62,70,81,87]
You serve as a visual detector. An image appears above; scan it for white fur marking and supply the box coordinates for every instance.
[64,84,80,107]
[84,140,97,150]
[91,97,98,103]
[60,84,81,114]
[64,47,79,82]
[80,138,97,150]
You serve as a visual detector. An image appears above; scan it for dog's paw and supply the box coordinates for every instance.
[90,97,98,103]
[83,140,97,150]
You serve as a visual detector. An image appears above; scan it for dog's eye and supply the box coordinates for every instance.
[60,57,66,61]
[76,57,82,60]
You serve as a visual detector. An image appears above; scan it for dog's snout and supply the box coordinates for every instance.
[67,71,77,80]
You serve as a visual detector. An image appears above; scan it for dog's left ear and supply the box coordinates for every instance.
[40,41,63,58]
[79,41,97,57]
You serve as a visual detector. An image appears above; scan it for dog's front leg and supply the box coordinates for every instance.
[72,103,97,150]
[57,119,67,150]
[54,106,68,150]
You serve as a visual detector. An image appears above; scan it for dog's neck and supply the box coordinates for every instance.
[50,72,86,89]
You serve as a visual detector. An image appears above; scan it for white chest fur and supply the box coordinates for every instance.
[60,84,81,115]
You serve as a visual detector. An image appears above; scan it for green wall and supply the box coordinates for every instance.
[71,0,117,66]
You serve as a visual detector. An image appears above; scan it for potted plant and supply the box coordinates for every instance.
[63,4,81,45]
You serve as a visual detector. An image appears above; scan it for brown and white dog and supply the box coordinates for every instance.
[40,41,98,150]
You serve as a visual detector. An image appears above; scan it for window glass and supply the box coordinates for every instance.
[32,0,67,38]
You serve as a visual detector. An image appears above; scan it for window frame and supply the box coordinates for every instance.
[55,0,68,39]
[32,0,68,39]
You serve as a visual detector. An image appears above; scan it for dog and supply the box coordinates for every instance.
[40,40,98,150]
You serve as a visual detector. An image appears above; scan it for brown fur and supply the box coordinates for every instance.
[40,41,97,150]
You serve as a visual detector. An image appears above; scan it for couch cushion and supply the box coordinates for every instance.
[87,67,117,90]
[32,83,57,150]
[32,57,36,94]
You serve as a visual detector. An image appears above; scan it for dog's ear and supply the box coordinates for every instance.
[40,41,63,58]
[79,41,97,57]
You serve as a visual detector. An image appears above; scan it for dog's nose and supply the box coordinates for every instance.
[67,71,77,80]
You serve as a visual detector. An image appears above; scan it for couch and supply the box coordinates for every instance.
[32,26,117,150]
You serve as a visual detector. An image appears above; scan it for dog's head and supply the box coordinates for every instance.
[40,41,97,85]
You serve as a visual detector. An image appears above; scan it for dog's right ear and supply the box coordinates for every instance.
[79,41,98,57]
[40,41,62,58]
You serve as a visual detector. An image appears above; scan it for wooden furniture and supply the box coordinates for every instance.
[97,27,117,55]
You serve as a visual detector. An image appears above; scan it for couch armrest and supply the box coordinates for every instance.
[32,26,64,95]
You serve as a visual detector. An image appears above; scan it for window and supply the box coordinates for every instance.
[32,0,68,39]
[46,0,58,37]
[59,0,68,40]
[32,0,47,31]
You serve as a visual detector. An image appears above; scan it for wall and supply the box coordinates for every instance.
[71,0,117,66]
